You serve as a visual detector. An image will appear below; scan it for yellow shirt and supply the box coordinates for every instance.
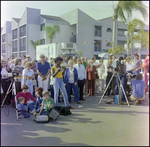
[52,65,64,78]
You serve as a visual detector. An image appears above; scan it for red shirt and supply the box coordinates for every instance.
[14,92,35,103]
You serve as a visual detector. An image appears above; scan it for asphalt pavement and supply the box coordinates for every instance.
[1,91,149,146]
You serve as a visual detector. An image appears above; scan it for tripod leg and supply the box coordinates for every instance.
[98,72,115,105]
[117,74,130,107]
[12,82,18,121]
[1,81,13,107]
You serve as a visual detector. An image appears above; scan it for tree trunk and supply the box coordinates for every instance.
[112,20,117,50]
[50,39,52,43]
[127,32,130,57]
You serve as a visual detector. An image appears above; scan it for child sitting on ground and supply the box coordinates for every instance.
[17,97,30,118]
[37,90,54,115]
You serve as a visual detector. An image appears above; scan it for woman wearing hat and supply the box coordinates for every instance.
[125,57,133,73]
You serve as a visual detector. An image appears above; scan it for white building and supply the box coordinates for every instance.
[1,7,149,59]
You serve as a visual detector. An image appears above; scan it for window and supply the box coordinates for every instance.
[106,42,111,47]
[40,24,45,31]
[94,40,101,51]
[40,39,45,45]
[94,26,102,37]
[107,28,112,32]
[20,38,26,51]
[2,34,6,43]
[19,52,26,58]
[13,29,17,39]
[12,40,18,52]
[2,44,6,53]
[20,25,26,37]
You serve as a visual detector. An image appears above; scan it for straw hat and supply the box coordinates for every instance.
[125,57,131,62]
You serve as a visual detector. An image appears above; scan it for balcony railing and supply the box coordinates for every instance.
[94,30,102,37]
[117,34,127,37]
[70,37,76,43]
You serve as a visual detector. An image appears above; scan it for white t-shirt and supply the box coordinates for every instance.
[22,68,34,87]
[1,67,8,79]
[93,62,99,66]
[106,62,113,73]
[126,63,133,71]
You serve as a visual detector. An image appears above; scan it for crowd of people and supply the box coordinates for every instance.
[0,52,149,118]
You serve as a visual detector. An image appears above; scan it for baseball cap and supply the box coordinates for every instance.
[26,55,30,58]
[134,52,138,55]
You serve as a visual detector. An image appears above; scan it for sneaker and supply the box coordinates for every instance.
[18,115,24,119]
[95,91,100,94]
[121,102,127,105]
[29,111,33,114]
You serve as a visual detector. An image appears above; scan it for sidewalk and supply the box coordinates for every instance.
[1,91,149,146]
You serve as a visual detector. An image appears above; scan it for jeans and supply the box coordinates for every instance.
[36,107,48,115]
[106,72,113,96]
[115,74,127,102]
[133,69,140,75]
[53,78,70,107]
[66,83,79,102]
[50,85,54,99]
[18,111,30,118]
[27,101,35,112]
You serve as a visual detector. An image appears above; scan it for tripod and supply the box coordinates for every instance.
[98,71,130,107]
[1,79,19,120]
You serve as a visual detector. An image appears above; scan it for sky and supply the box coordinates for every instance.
[1,1,149,28]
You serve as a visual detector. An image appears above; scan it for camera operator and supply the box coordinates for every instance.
[128,73,146,105]
[114,57,127,105]
[1,60,12,105]
[13,58,24,95]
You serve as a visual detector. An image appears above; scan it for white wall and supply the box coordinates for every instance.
[44,22,76,44]
[27,24,40,60]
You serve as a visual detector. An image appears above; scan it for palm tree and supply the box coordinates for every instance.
[126,18,145,57]
[44,24,60,43]
[112,1,148,50]
[30,40,41,57]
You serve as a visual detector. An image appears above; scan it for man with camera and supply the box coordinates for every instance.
[114,57,127,105]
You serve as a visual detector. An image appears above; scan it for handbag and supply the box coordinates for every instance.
[48,107,59,120]
[34,115,49,123]
[54,106,72,116]
[95,79,100,87]
[32,78,37,86]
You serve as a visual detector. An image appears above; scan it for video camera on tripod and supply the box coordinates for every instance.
[114,57,126,75]
[11,69,20,81]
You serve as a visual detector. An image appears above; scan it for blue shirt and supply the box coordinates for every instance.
[36,61,50,76]
[129,80,146,98]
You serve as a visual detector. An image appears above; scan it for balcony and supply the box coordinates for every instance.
[70,37,76,43]
[94,30,101,37]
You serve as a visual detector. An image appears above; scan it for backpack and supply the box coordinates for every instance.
[54,106,72,116]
